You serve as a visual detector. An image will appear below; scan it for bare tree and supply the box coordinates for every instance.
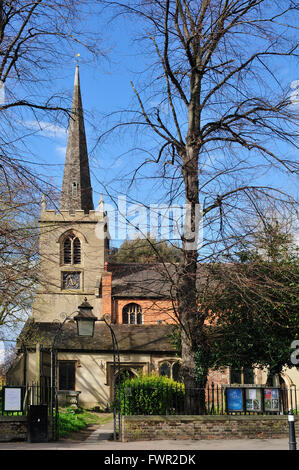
[101,1,299,399]
[0,169,56,338]
[0,0,103,188]
[0,1,103,335]
[0,342,16,379]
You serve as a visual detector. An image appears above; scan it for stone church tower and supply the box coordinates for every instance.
[32,66,107,323]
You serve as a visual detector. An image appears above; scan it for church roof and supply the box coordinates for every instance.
[20,321,178,354]
[60,66,94,214]
[110,263,177,298]
[110,262,211,298]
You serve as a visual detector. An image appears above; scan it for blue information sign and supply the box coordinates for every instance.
[226,388,243,411]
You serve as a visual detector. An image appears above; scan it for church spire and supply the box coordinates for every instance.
[60,65,94,214]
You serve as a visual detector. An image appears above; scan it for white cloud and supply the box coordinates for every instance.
[56,145,67,156]
[290,80,299,108]
[25,120,67,139]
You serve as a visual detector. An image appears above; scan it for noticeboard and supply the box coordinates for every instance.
[264,388,280,412]
[226,388,244,412]
[225,386,281,413]
[245,388,262,412]
[2,386,24,412]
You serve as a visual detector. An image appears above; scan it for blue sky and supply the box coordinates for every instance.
[23,13,139,198]
[19,11,182,244]
[13,4,298,247]
[25,13,166,213]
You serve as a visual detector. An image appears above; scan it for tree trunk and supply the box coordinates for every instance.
[177,142,208,413]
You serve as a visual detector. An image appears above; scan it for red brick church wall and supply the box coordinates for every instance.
[115,298,177,325]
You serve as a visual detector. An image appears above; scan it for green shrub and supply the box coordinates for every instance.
[115,375,185,415]
[57,408,113,438]
[58,409,87,437]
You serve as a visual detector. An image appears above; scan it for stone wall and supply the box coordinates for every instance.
[122,415,299,442]
[0,416,53,442]
[0,416,27,442]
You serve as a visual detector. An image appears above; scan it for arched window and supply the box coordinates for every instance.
[122,303,143,325]
[159,360,182,382]
[63,234,81,265]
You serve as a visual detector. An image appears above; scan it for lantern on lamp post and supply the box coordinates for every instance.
[74,298,98,337]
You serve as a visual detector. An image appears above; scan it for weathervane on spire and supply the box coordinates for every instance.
[75,53,81,65]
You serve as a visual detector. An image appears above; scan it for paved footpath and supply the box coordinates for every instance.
[0,438,295,450]
[0,421,297,451]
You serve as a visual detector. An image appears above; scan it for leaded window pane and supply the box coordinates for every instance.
[137,312,142,324]
[129,312,136,324]
[63,238,72,264]
[123,310,128,324]
[159,362,171,378]
[73,237,81,264]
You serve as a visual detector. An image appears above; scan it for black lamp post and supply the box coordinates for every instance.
[99,314,121,441]
[49,300,121,441]
[50,298,97,440]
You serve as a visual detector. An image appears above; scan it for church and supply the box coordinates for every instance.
[8,67,299,409]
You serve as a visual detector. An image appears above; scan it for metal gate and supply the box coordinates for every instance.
[28,404,48,442]
[22,381,58,441]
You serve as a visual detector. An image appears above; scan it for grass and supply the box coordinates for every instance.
[58,408,112,438]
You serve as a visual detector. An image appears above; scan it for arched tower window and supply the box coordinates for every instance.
[62,234,81,265]
[122,303,143,325]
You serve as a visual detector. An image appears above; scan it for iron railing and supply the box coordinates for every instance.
[118,383,299,416]
[2,382,298,418]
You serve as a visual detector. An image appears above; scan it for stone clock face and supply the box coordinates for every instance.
[62,272,80,290]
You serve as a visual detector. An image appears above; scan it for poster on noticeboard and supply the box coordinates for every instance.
[245,388,262,411]
[264,388,280,411]
[3,387,23,412]
[226,388,243,412]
